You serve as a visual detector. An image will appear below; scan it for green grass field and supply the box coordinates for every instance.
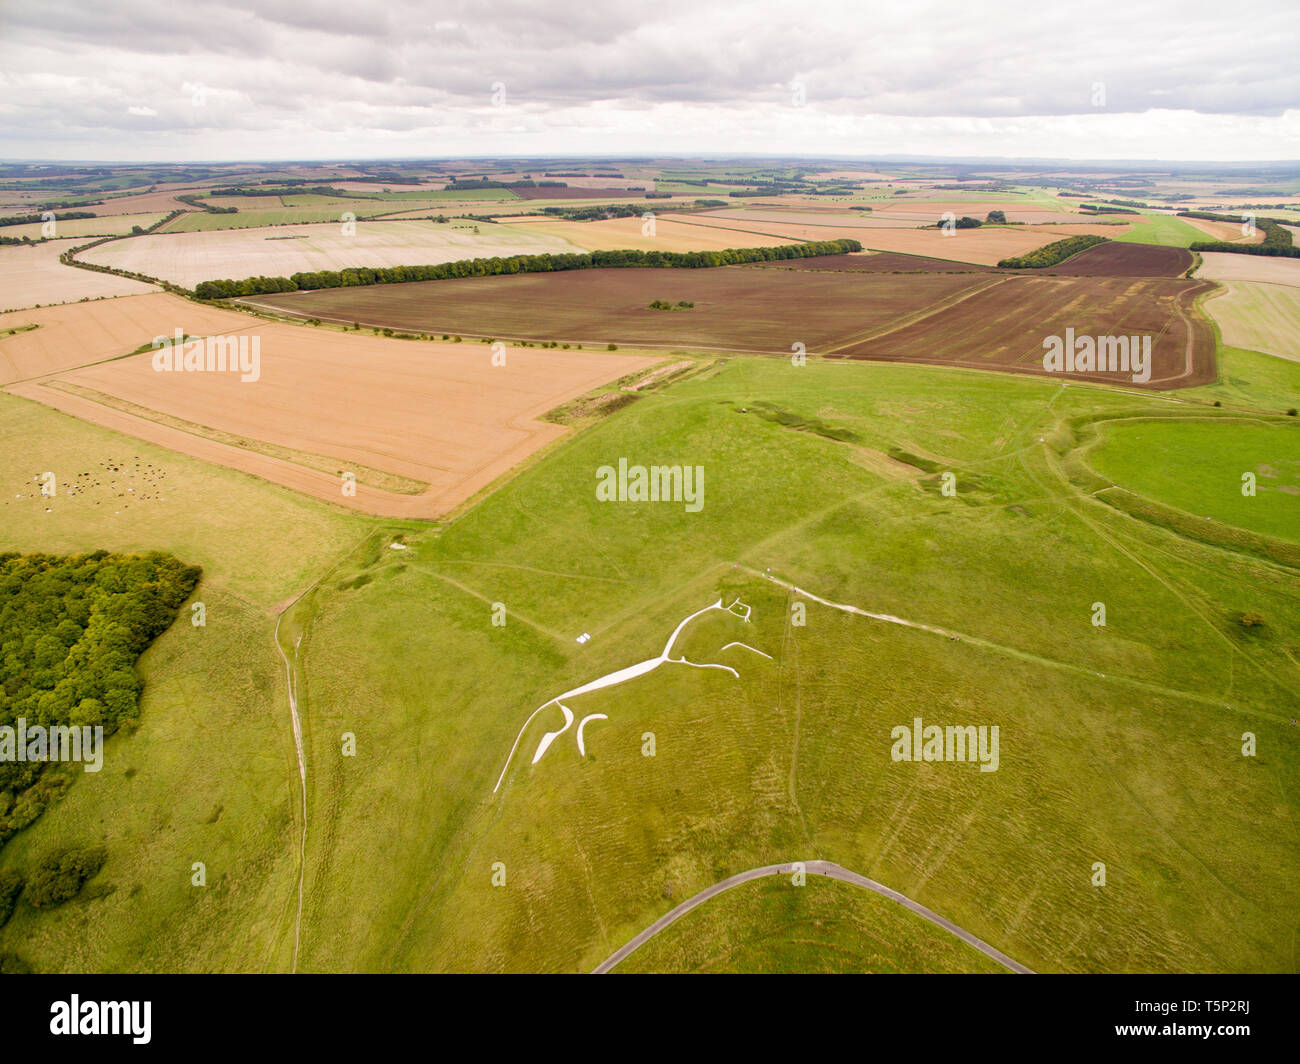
[1113,212,1207,247]
[2,336,1297,974]
[288,358,1299,973]
[1088,418,1300,542]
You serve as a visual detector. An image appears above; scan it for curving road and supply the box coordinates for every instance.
[592,860,1034,974]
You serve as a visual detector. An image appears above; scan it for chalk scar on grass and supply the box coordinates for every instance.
[532,702,574,764]
[720,641,773,659]
[576,714,608,757]
[493,597,768,793]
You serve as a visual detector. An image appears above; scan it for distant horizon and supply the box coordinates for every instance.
[3,154,1299,169]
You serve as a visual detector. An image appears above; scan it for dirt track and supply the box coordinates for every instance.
[592,860,1034,973]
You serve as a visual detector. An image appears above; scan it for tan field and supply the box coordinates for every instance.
[77,220,589,288]
[506,215,794,252]
[692,209,922,229]
[1195,252,1300,287]
[1202,281,1300,362]
[1182,217,1267,243]
[876,207,1095,226]
[0,292,264,384]
[6,310,660,517]
[81,189,204,215]
[0,239,158,312]
[0,213,168,241]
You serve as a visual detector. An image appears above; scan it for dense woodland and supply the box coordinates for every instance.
[0,551,200,847]
[997,234,1108,269]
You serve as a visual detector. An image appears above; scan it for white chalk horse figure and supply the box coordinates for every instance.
[493,597,771,792]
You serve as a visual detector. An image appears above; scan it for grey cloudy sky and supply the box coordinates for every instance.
[1,0,1297,161]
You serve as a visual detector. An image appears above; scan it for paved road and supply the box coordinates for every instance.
[592,860,1034,974]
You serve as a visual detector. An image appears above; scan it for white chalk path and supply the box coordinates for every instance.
[493,598,756,793]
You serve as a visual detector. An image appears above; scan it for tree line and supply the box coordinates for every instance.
[1183,212,1300,257]
[997,234,1108,269]
[194,239,865,299]
[0,210,96,228]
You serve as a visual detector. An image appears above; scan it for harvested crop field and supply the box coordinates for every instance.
[692,208,924,229]
[78,220,588,288]
[8,320,659,518]
[241,267,998,353]
[0,291,266,383]
[1202,282,1300,362]
[512,185,647,199]
[769,225,1096,266]
[1,239,158,312]
[0,213,168,241]
[833,274,1216,388]
[1195,252,1300,288]
[1181,217,1267,243]
[506,215,794,252]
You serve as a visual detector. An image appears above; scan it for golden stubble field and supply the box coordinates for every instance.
[506,214,795,252]
[4,293,661,518]
[1,240,159,311]
[78,220,589,288]
[0,292,252,383]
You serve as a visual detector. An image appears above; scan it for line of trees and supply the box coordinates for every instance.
[175,193,237,215]
[0,210,96,228]
[194,239,865,299]
[998,234,1109,269]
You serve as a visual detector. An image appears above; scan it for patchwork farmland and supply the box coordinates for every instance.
[0,144,1297,995]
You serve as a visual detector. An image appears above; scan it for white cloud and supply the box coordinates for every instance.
[0,0,1296,160]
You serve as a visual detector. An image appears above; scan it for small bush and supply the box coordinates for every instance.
[0,870,23,927]
[607,343,618,351]
[24,847,107,909]
[1238,611,1266,629]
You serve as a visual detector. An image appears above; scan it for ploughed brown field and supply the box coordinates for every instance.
[745,251,997,273]
[246,256,1217,388]
[1045,242,1194,277]
[833,274,1217,388]
[750,243,1193,278]
[243,267,1000,353]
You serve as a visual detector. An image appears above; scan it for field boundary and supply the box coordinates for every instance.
[1059,412,1300,569]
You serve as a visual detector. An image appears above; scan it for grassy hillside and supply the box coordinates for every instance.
[3,351,1297,974]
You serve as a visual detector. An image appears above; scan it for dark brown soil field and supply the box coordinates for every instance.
[832,274,1216,388]
[1047,242,1194,277]
[746,243,1190,277]
[744,251,996,273]
[244,267,997,353]
[245,264,1217,388]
